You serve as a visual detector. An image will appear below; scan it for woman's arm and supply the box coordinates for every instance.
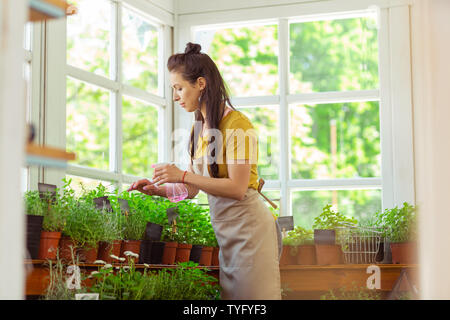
[184,164,250,201]
[152,162,251,201]
[185,164,200,199]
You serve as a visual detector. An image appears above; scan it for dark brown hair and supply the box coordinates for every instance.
[167,42,234,178]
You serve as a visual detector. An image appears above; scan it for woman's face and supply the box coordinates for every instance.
[170,71,205,113]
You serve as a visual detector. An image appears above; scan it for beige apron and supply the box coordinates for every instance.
[193,156,282,300]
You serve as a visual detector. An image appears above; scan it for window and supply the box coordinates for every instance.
[66,0,169,192]
[193,11,382,226]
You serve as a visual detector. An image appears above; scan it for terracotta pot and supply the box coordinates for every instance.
[315,244,343,265]
[175,243,193,263]
[390,242,417,264]
[26,215,43,259]
[97,240,122,263]
[211,247,220,266]
[297,245,316,265]
[161,241,178,265]
[279,245,298,266]
[77,244,98,264]
[199,246,214,266]
[120,240,142,263]
[189,245,203,263]
[58,236,77,262]
[38,231,62,260]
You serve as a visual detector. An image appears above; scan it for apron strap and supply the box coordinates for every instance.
[257,178,278,209]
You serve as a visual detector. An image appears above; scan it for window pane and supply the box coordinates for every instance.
[67,0,111,78]
[66,175,115,198]
[195,24,279,97]
[290,101,380,179]
[66,77,110,170]
[289,15,379,93]
[122,96,158,177]
[122,7,159,94]
[237,106,279,180]
[24,22,32,51]
[291,189,382,229]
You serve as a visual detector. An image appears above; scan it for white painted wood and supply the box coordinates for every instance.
[121,0,175,26]
[288,178,382,190]
[28,22,44,190]
[287,90,380,106]
[176,0,413,15]
[411,0,450,300]
[43,18,68,189]
[177,0,413,28]
[378,8,395,210]
[66,65,120,92]
[122,84,166,106]
[388,5,415,206]
[162,24,173,163]
[111,1,122,176]
[278,18,290,217]
[230,96,280,107]
[0,0,27,300]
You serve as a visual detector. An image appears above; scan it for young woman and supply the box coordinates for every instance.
[128,42,282,300]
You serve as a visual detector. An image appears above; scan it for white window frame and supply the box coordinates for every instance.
[42,0,174,192]
[175,0,416,217]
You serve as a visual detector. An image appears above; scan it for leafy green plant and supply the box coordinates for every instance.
[24,190,45,216]
[282,226,314,246]
[313,204,358,230]
[145,261,221,300]
[373,202,417,243]
[320,282,382,300]
[41,192,68,232]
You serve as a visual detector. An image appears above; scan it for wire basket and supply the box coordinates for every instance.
[336,226,384,264]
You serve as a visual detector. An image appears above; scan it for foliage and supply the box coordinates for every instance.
[24,191,45,216]
[282,226,314,246]
[88,256,154,300]
[373,202,417,243]
[24,189,67,232]
[41,252,87,300]
[312,204,358,230]
[88,260,220,300]
[144,261,221,300]
[320,282,382,300]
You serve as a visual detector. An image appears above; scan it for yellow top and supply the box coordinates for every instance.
[194,110,259,190]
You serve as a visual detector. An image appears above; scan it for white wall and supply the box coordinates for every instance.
[411,0,450,300]
[0,0,28,300]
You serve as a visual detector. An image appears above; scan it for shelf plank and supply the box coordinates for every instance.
[26,143,76,161]
[29,0,76,22]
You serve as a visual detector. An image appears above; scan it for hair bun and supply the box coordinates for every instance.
[184,42,202,55]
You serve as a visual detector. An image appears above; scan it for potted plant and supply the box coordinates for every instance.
[294,226,315,265]
[373,202,417,264]
[63,199,106,263]
[24,190,45,259]
[119,205,146,264]
[280,230,301,266]
[38,191,67,260]
[312,204,358,265]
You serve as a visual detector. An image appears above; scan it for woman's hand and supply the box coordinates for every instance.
[127,179,163,196]
[152,163,184,186]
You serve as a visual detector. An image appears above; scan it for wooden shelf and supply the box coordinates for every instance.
[29,0,77,22]
[26,143,76,168]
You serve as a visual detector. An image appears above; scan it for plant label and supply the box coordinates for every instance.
[277,216,294,231]
[75,293,99,300]
[66,265,81,290]
[166,207,179,225]
[93,196,111,211]
[366,265,381,289]
[118,198,130,212]
[38,183,57,202]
